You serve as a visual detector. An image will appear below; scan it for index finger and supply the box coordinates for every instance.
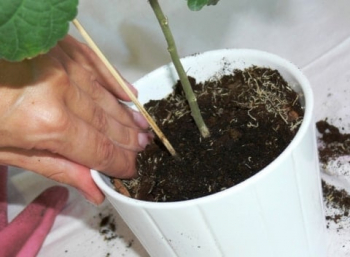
[57,35,137,101]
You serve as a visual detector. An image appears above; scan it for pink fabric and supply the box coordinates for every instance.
[0,166,69,257]
[0,166,8,230]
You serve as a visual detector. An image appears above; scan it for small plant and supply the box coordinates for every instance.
[148,0,221,138]
[149,0,217,138]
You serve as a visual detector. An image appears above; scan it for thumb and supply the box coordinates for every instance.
[0,149,105,205]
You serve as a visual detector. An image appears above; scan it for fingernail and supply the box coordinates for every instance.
[138,132,152,149]
[133,111,149,129]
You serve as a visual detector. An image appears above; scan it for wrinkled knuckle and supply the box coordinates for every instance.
[42,107,70,133]
[96,138,115,169]
[30,108,70,151]
[119,127,132,146]
[28,105,68,136]
[92,107,108,133]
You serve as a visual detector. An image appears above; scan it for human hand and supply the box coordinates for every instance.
[0,166,69,257]
[0,35,152,204]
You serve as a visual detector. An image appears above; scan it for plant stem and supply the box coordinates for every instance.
[149,0,210,138]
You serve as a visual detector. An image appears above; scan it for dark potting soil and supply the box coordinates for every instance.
[99,214,118,241]
[116,66,304,202]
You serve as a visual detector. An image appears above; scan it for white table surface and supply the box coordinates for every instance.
[7,0,350,256]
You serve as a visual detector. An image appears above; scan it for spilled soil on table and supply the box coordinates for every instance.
[317,120,350,226]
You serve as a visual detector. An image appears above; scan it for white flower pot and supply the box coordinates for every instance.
[91,49,327,257]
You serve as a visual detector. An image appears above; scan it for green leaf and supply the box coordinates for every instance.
[0,0,78,62]
[187,0,220,11]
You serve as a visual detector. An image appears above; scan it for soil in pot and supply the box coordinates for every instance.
[113,66,304,202]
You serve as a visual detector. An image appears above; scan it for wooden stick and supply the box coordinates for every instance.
[72,19,177,157]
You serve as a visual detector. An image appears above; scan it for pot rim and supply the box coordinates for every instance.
[91,48,314,208]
